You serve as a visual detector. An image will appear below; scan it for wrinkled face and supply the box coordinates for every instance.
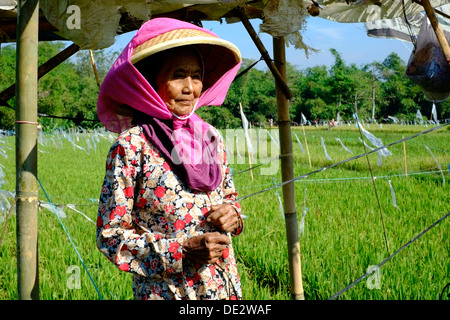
[155,47,203,117]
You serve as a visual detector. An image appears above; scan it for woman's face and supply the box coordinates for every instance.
[155,48,203,117]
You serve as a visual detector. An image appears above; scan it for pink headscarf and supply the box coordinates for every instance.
[97,18,241,191]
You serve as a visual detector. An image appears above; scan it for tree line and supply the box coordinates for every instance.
[1,41,449,131]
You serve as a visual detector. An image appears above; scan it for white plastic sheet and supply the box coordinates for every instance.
[40,202,67,219]
[335,137,353,154]
[321,136,332,161]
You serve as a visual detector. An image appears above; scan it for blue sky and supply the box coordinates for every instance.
[113,16,415,70]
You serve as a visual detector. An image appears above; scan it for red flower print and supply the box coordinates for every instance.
[168,241,180,253]
[118,263,129,272]
[174,219,185,231]
[201,207,209,216]
[186,203,193,209]
[121,244,128,251]
[109,210,115,221]
[101,186,108,194]
[96,216,103,227]
[154,186,166,198]
[115,206,126,217]
[136,198,147,208]
[150,259,158,270]
[124,186,134,198]
[186,276,194,287]
[151,285,162,296]
[222,248,229,259]
[184,213,192,224]
[173,252,182,261]
[165,204,175,215]
[209,265,216,276]
[163,161,171,172]
[118,145,126,157]
[130,144,137,153]
[159,216,167,224]
[194,272,201,282]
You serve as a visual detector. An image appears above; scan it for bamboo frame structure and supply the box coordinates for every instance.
[0,43,80,107]
[15,0,40,300]
[273,36,304,300]
[236,8,293,100]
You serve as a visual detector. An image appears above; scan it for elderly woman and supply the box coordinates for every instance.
[96,18,244,300]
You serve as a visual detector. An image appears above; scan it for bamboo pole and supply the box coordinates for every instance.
[420,0,450,66]
[273,36,304,300]
[89,50,101,89]
[15,0,39,300]
[235,8,293,100]
[0,43,80,107]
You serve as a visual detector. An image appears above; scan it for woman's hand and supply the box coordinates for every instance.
[182,232,230,264]
[207,204,239,233]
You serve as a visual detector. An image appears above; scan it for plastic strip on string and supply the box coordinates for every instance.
[39,202,67,219]
[273,178,284,219]
[386,179,399,209]
[425,145,446,186]
[335,137,353,154]
[0,190,14,224]
[239,103,255,155]
[321,137,332,161]
[293,133,305,154]
[66,204,95,225]
[358,122,392,157]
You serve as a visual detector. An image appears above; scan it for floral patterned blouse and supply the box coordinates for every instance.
[96,125,244,300]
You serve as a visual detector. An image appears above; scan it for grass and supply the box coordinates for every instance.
[0,124,449,300]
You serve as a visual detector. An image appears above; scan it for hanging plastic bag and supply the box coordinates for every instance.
[406,15,450,102]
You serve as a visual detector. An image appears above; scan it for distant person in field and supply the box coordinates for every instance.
[328,118,335,131]
[95,18,244,300]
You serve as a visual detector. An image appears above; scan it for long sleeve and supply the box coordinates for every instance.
[96,132,184,278]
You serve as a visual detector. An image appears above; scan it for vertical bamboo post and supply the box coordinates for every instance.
[421,0,450,66]
[15,0,39,300]
[273,36,304,300]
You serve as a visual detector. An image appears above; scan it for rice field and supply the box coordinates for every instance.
[0,123,449,300]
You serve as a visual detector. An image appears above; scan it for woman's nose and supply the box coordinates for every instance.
[182,77,194,93]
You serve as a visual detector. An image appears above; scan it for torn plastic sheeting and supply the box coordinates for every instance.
[38,0,257,50]
[239,103,255,155]
[335,137,353,154]
[294,133,306,154]
[315,0,448,23]
[320,136,332,161]
[39,202,67,219]
[358,122,392,157]
[386,179,399,209]
[273,178,284,219]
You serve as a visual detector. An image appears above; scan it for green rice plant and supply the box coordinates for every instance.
[0,124,448,300]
